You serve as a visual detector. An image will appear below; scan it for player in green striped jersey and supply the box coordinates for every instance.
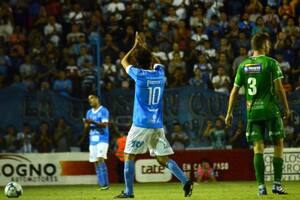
[225,33,291,196]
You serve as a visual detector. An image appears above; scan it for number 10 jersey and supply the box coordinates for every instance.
[126,64,165,128]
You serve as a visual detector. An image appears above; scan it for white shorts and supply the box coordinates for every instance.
[124,125,174,156]
[89,142,109,162]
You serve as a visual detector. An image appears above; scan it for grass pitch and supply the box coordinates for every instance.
[3,181,300,200]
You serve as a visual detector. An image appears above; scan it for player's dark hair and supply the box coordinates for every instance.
[88,94,100,100]
[135,48,152,70]
[251,32,270,51]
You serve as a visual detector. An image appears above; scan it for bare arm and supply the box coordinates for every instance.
[274,79,290,118]
[79,120,90,144]
[225,86,239,126]
[120,32,140,71]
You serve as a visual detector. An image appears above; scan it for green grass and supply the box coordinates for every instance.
[4,182,300,200]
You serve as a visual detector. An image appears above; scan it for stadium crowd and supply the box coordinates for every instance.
[0,0,300,152]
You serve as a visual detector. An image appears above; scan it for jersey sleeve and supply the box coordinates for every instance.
[101,107,109,123]
[126,65,142,81]
[234,64,244,87]
[271,60,284,81]
[85,110,90,119]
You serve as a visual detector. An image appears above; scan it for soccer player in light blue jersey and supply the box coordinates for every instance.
[114,33,193,199]
[81,94,110,190]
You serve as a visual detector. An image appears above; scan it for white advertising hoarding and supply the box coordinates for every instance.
[264,148,300,181]
[0,153,97,186]
[135,159,172,183]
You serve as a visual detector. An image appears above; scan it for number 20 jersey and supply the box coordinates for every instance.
[126,64,165,128]
[234,55,284,121]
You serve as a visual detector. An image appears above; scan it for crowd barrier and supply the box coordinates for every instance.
[0,148,300,185]
[1,148,299,186]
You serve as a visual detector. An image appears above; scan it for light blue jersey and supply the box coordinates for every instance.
[86,106,109,145]
[127,64,165,128]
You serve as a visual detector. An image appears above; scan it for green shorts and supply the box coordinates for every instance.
[246,116,285,143]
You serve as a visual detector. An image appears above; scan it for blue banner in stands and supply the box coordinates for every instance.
[0,86,299,143]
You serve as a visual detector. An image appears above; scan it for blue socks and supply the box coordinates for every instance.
[96,162,109,187]
[124,160,134,195]
[166,159,188,185]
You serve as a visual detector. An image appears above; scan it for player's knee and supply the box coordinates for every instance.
[253,141,264,154]
[273,139,283,148]
[97,157,105,163]
[156,156,169,167]
[124,153,135,161]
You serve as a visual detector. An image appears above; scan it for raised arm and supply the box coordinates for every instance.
[120,32,140,71]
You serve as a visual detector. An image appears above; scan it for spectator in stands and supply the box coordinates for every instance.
[0,10,13,40]
[54,117,72,152]
[191,23,208,48]
[0,48,11,78]
[152,46,168,64]
[193,53,213,80]
[33,121,53,153]
[251,16,270,36]
[202,120,214,146]
[196,159,217,182]
[169,67,187,88]
[106,0,125,14]
[65,57,80,96]
[103,55,117,83]
[276,53,291,79]
[168,52,186,75]
[229,119,248,149]
[17,123,35,153]
[121,25,135,52]
[210,118,227,149]
[66,23,85,45]
[77,46,93,68]
[44,15,62,46]
[212,66,231,94]
[80,58,96,97]
[70,35,90,56]
[216,52,231,76]
[189,7,206,28]
[53,70,72,97]
[168,42,184,61]
[4,125,18,152]
[282,76,293,94]
[171,121,189,150]
[189,65,209,89]
[156,22,173,53]
[19,56,36,81]
[66,3,87,25]
[232,47,248,74]
[245,0,263,21]
[101,33,120,61]
[278,0,294,17]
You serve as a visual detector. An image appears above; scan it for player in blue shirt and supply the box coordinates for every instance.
[114,33,193,199]
[81,94,110,190]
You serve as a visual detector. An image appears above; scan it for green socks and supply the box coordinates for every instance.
[273,157,283,183]
[254,153,265,185]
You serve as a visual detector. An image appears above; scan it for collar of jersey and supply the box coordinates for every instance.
[92,106,102,113]
[251,54,265,58]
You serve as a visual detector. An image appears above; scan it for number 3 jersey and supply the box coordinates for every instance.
[126,64,165,128]
[234,55,283,121]
[86,106,109,145]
